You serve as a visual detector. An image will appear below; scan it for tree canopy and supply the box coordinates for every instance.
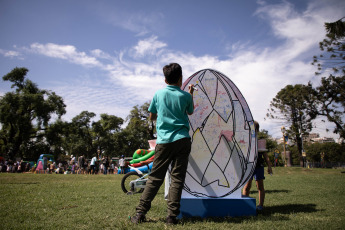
[266,84,316,166]
[0,67,151,161]
[0,68,154,160]
[310,18,345,138]
[0,67,66,160]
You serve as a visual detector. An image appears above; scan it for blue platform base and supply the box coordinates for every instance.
[178,196,256,218]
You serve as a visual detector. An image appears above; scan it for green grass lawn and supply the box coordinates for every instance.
[1,167,344,229]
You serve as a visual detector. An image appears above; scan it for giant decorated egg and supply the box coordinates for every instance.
[181,69,257,198]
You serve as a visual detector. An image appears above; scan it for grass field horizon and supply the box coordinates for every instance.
[1,167,344,229]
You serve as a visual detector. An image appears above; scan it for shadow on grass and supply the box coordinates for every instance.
[181,203,318,224]
[250,189,290,194]
[1,182,40,185]
[261,203,319,216]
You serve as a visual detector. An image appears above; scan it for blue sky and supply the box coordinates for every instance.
[1,0,344,139]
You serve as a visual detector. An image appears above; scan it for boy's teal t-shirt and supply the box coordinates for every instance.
[149,85,194,144]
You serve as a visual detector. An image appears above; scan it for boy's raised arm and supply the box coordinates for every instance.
[187,84,195,115]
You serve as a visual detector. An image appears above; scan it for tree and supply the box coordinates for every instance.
[113,129,136,157]
[266,84,316,166]
[120,102,155,157]
[325,17,345,38]
[310,18,345,138]
[0,67,66,160]
[66,111,96,158]
[304,142,345,165]
[45,119,71,160]
[312,18,345,75]
[126,102,155,140]
[307,76,345,138]
[92,113,123,157]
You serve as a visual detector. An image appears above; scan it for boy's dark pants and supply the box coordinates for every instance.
[136,138,191,217]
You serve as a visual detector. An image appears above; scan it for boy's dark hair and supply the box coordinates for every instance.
[163,63,182,84]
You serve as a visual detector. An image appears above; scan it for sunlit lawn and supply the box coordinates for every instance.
[0,167,344,229]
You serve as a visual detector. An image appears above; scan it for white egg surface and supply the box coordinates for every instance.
[181,69,258,198]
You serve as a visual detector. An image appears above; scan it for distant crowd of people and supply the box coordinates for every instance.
[63,155,120,175]
[0,155,121,175]
[0,159,32,173]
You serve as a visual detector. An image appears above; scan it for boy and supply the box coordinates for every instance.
[130,63,195,225]
[242,121,273,211]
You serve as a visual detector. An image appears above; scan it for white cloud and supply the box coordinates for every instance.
[90,49,113,60]
[131,36,167,58]
[255,1,324,59]
[52,76,137,121]
[0,48,23,59]
[29,43,103,68]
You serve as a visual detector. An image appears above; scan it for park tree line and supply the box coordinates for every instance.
[266,18,345,166]
[257,128,345,168]
[0,68,155,161]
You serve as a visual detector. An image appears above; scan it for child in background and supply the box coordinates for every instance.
[119,155,125,174]
[242,121,273,211]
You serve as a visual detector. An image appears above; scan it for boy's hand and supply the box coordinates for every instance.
[188,84,195,94]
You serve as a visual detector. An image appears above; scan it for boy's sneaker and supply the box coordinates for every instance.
[130,213,146,224]
[166,216,178,225]
[256,205,263,211]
